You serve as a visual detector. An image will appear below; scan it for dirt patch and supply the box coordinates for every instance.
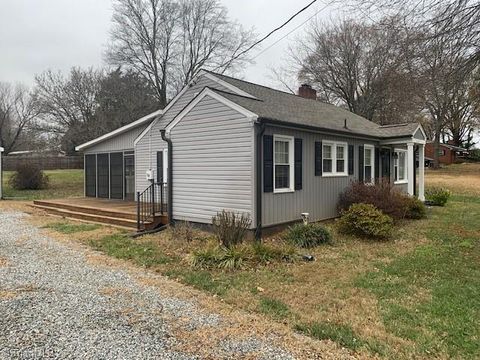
[0,290,17,299]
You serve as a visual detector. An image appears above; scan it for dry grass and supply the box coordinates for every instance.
[425,163,480,195]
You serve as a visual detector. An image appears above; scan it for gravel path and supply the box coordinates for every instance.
[0,211,298,359]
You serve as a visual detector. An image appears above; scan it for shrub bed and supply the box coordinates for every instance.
[337,203,394,240]
[404,196,427,219]
[212,210,251,248]
[284,223,332,248]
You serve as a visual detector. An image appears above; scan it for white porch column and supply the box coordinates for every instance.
[418,144,425,201]
[407,142,415,196]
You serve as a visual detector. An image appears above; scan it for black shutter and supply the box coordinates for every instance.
[294,138,302,190]
[374,147,380,182]
[263,135,273,192]
[315,141,322,176]
[358,145,364,182]
[348,144,354,175]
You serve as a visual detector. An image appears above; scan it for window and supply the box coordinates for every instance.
[322,141,348,176]
[394,149,407,183]
[438,149,446,156]
[364,145,374,184]
[323,144,333,173]
[274,135,294,192]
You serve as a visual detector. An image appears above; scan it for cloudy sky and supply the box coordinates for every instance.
[0,0,337,89]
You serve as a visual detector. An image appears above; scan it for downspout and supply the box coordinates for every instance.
[255,121,265,241]
[160,130,174,226]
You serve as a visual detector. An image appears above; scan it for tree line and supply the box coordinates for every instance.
[0,0,479,167]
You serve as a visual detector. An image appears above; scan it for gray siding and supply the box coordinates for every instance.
[261,126,379,227]
[84,125,148,154]
[413,128,425,140]
[135,75,231,193]
[170,94,254,226]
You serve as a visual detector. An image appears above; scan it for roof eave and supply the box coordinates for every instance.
[75,109,162,151]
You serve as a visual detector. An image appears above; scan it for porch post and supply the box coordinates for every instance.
[407,142,415,196]
[418,144,425,201]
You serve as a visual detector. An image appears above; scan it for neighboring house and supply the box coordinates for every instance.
[74,71,427,236]
[0,146,3,199]
[425,142,470,165]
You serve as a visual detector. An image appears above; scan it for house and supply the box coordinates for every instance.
[425,141,469,165]
[59,70,426,235]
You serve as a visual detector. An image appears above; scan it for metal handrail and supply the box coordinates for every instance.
[136,181,167,231]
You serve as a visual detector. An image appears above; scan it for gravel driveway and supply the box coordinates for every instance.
[0,211,302,359]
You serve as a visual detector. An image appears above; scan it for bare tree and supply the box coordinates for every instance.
[106,0,256,105]
[293,18,423,124]
[34,67,103,153]
[0,83,40,153]
[418,25,475,166]
[348,1,480,65]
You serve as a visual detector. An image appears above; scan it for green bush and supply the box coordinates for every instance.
[212,210,251,248]
[425,187,451,206]
[337,203,394,240]
[189,245,249,270]
[284,222,332,248]
[338,181,409,221]
[404,197,427,219]
[8,164,49,190]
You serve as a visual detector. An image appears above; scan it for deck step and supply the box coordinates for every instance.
[33,204,141,229]
[33,200,137,221]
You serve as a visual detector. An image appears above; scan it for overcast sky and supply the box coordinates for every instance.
[0,0,336,89]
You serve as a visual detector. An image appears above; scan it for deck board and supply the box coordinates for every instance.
[41,197,138,215]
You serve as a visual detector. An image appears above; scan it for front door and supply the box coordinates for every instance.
[380,149,391,181]
[124,155,135,201]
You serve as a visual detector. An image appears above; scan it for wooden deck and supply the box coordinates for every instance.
[32,197,167,230]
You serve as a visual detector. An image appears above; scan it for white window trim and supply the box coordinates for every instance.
[322,141,348,177]
[273,134,295,193]
[394,148,408,184]
[364,144,375,185]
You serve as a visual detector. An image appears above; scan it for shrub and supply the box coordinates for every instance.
[337,203,394,240]
[170,221,195,242]
[284,222,332,248]
[425,187,451,206]
[8,164,49,190]
[212,210,251,248]
[338,181,408,221]
[404,197,427,219]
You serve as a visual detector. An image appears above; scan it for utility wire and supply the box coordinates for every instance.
[213,0,318,71]
[251,1,333,61]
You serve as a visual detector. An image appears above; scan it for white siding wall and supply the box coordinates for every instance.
[169,95,255,226]
[134,75,231,193]
[83,125,148,154]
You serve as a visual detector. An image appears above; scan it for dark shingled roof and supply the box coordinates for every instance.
[206,71,420,139]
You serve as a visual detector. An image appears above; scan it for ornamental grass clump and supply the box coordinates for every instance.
[212,210,251,248]
[337,203,394,240]
[284,222,332,248]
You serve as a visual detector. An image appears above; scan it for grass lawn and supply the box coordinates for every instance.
[39,163,480,359]
[2,169,84,200]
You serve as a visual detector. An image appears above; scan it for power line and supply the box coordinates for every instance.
[251,2,333,61]
[213,0,318,71]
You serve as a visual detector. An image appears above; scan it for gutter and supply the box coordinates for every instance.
[255,120,266,241]
[160,130,174,226]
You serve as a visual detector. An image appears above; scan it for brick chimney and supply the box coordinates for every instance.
[298,84,316,100]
